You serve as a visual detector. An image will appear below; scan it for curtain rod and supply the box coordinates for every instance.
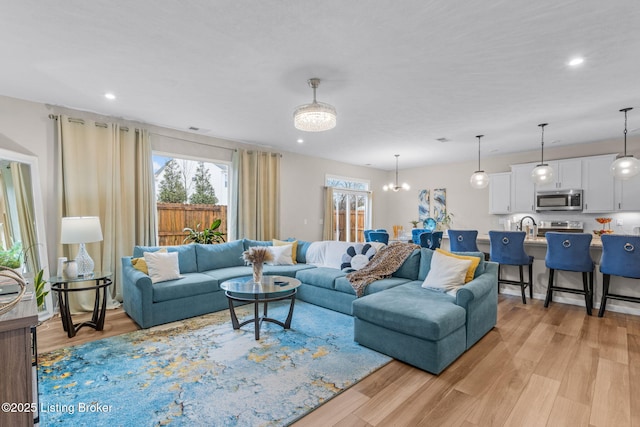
[48,114,130,132]
[150,132,237,152]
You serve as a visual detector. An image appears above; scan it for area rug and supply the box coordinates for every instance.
[38,300,391,426]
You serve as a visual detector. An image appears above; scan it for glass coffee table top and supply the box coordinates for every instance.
[220,275,301,294]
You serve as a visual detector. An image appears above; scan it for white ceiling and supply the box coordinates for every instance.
[2,0,640,170]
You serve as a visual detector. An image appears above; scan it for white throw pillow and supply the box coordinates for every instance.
[422,249,473,293]
[144,251,181,284]
[266,244,294,266]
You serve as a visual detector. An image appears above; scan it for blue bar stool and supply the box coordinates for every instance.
[544,232,594,315]
[369,231,389,244]
[489,231,534,304]
[447,230,479,252]
[419,231,443,249]
[598,234,640,317]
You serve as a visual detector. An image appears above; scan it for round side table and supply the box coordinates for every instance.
[49,272,112,338]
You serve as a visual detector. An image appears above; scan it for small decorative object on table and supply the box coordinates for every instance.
[594,217,613,236]
[242,246,273,284]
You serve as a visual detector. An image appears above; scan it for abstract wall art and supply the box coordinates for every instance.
[418,189,430,222]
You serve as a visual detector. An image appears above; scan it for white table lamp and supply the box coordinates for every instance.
[61,216,103,277]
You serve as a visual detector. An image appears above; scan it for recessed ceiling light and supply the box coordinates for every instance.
[296,138,304,144]
[104,92,116,100]
[568,57,584,67]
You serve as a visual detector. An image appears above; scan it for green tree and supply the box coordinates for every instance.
[157,159,187,203]
[189,162,218,205]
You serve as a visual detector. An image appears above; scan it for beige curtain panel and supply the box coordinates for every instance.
[56,115,156,313]
[236,149,280,241]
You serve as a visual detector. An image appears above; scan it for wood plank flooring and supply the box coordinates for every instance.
[36,295,640,426]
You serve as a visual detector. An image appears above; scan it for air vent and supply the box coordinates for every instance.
[188,126,200,131]
[436,137,450,143]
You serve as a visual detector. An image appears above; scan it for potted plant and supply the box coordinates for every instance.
[437,211,454,231]
[409,220,420,228]
[33,269,49,310]
[0,242,23,271]
[183,219,226,244]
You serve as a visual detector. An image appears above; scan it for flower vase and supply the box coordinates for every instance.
[252,263,263,284]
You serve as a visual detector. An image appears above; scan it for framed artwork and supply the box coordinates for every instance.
[433,188,446,222]
[418,190,430,222]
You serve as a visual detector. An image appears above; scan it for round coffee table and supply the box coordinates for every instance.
[220,275,301,340]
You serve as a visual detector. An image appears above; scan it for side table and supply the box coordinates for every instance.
[49,272,112,338]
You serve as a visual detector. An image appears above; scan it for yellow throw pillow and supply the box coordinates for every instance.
[435,249,480,283]
[131,248,167,275]
[273,239,298,264]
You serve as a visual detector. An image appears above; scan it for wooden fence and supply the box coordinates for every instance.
[157,203,228,246]
[336,211,366,242]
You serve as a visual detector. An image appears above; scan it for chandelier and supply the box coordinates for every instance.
[470,134,489,189]
[611,107,640,180]
[531,123,554,184]
[383,154,410,192]
[293,78,337,132]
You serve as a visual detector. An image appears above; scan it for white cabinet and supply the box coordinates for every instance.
[582,154,616,213]
[615,173,640,211]
[510,163,536,213]
[489,172,511,214]
[535,159,582,191]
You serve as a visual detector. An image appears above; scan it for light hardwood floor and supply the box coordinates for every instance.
[37,295,640,426]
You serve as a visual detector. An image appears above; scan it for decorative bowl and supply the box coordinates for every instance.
[593,229,614,236]
[595,217,612,224]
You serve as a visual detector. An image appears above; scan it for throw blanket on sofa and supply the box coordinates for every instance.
[347,242,419,297]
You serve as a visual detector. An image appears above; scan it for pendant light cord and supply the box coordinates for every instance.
[621,107,632,156]
[395,154,399,188]
[476,135,484,170]
[538,123,548,164]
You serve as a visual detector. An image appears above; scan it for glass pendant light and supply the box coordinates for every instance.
[611,107,640,180]
[531,123,554,184]
[470,134,489,189]
[383,154,410,191]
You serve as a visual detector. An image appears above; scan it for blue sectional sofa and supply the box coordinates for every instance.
[122,239,498,374]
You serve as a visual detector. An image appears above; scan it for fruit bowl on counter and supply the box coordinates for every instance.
[594,217,613,235]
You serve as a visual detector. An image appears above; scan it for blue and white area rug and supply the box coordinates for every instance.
[38,301,391,426]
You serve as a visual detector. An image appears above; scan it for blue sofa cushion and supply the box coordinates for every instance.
[243,239,272,250]
[263,264,315,277]
[151,272,218,302]
[392,249,421,280]
[334,276,410,296]
[352,282,465,341]
[200,266,253,289]
[133,244,198,274]
[196,240,245,271]
[296,267,347,290]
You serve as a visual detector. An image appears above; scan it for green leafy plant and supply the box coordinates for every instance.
[409,220,420,228]
[0,242,23,269]
[437,210,454,230]
[183,219,226,244]
[34,269,48,309]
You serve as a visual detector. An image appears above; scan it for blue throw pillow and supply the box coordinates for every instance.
[242,239,272,251]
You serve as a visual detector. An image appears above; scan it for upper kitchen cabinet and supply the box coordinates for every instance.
[582,154,616,213]
[489,172,511,214]
[510,163,536,213]
[615,172,640,211]
[535,158,582,191]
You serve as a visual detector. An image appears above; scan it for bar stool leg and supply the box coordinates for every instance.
[519,265,526,304]
[598,274,611,317]
[497,264,502,295]
[544,269,555,308]
[589,271,594,312]
[582,272,592,316]
[528,263,533,299]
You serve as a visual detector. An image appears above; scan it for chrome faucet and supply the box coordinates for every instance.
[518,216,537,231]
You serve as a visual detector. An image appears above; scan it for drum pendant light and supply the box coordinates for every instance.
[470,134,489,189]
[531,123,554,184]
[611,107,640,180]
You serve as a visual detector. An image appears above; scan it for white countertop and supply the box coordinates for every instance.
[477,234,603,248]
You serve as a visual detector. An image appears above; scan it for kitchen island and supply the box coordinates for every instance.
[443,234,639,316]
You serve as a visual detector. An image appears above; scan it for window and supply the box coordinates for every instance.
[326,175,372,242]
[153,154,229,245]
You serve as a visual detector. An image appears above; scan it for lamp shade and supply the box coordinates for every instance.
[470,171,489,189]
[61,216,103,244]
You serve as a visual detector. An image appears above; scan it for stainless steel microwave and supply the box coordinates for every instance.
[535,189,583,212]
